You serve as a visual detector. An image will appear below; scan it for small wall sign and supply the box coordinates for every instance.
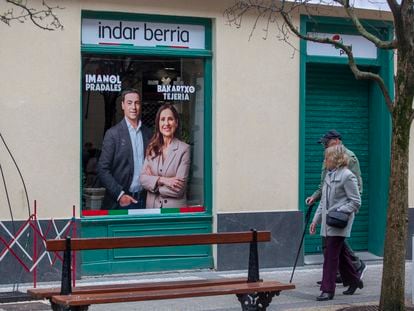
[307,32,377,59]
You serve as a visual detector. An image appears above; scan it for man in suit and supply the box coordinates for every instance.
[97,89,152,209]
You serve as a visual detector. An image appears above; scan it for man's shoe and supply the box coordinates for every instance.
[356,261,368,280]
[316,292,334,301]
[343,280,363,295]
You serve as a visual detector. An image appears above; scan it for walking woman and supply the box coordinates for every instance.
[309,144,362,301]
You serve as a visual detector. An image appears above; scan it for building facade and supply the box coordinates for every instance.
[0,0,411,284]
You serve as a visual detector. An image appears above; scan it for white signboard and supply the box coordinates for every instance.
[307,32,377,59]
[82,18,205,49]
[285,0,396,11]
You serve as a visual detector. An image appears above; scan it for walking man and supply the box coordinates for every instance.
[306,129,367,284]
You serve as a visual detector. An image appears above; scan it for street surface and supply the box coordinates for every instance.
[0,261,412,311]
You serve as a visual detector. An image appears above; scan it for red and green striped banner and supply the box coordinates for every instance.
[82,206,205,217]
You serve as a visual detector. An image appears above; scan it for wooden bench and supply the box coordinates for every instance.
[28,230,295,311]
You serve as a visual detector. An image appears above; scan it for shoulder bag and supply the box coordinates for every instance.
[326,210,349,228]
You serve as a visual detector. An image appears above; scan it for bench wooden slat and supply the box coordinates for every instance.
[32,230,294,310]
[27,277,248,299]
[46,231,271,251]
[52,281,295,306]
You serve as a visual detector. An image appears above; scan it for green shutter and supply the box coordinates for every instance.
[304,63,369,253]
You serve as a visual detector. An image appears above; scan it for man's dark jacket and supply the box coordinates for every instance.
[97,119,152,209]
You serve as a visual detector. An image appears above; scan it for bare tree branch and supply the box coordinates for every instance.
[1,0,64,30]
[227,0,412,143]
[225,1,395,112]
[280,9,395,112]
[334,0,397,49]
[387,0,401,15]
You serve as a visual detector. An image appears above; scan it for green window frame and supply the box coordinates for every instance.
[299,15,393,256]
[80,10,213,221]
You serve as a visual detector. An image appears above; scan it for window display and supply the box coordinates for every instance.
[81,54,205,215]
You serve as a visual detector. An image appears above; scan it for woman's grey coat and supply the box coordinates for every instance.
[312,167,361,237]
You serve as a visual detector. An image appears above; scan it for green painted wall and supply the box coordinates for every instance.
[81,216,213,274]
[304,63,370,253]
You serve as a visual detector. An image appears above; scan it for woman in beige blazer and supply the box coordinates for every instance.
[140,104,190,208]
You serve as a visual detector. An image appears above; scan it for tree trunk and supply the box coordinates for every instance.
[379,97,412,310]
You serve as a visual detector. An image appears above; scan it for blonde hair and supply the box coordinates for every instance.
[324,145,349,169]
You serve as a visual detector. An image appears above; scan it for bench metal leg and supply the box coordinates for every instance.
[237,291,279,311]
[51,302,89,311]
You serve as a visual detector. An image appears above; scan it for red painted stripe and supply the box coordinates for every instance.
[0,236,30,272]
[82,210,109,216]
[179,206,205,213]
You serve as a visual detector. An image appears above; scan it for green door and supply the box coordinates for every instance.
[304,63,370,254]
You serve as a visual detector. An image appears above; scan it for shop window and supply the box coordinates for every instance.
[81,54,205,214]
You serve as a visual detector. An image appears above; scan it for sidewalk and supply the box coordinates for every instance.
[0,260,412,311]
